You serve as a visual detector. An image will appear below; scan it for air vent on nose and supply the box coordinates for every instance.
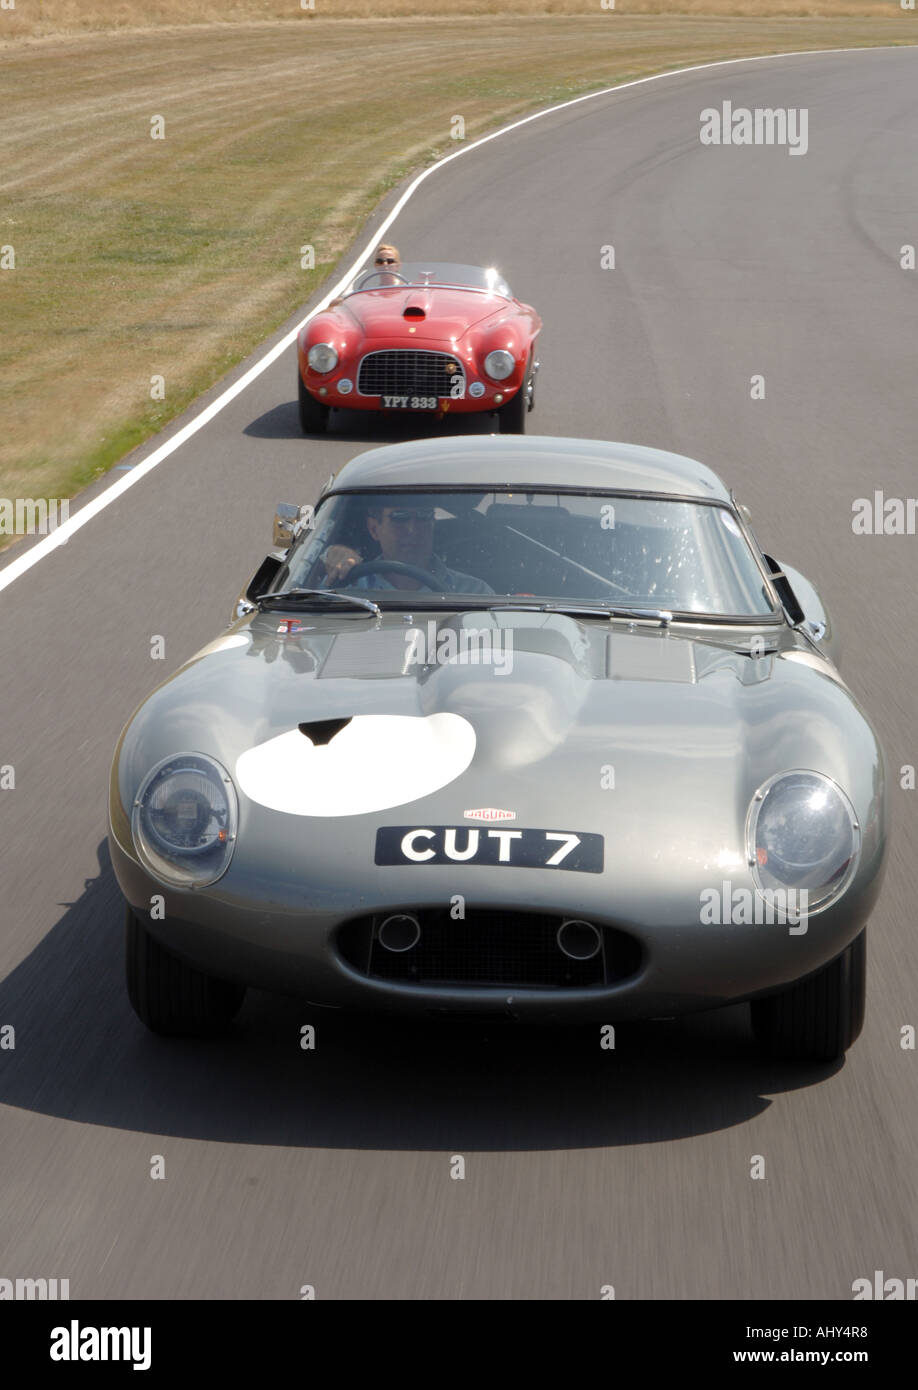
[298,717,352,745]
[403,306,426,318]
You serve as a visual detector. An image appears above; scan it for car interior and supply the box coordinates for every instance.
[299,491,766,609]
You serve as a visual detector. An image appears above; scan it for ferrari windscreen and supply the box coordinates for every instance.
[347,263,512,296]
[282,489,777,618]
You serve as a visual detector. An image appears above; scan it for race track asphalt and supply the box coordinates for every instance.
[1,45,916,1299]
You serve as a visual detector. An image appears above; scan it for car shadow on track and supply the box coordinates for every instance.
[244,400,499,444]
[0,839,841,1151]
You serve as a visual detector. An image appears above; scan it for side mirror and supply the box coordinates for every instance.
[273,502,316,548]
[274,503,302,549]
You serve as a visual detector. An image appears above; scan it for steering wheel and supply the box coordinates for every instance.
[353,270,411,290]
[341,560,443,590]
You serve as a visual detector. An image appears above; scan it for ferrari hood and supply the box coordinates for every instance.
[336,287,514,343]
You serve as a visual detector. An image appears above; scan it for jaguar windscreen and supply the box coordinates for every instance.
[281,489,777,618]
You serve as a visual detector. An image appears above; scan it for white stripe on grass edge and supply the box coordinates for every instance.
[0,44,899,597]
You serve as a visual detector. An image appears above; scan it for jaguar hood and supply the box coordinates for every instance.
[114,610,881,871]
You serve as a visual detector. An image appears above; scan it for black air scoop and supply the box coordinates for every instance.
[298,718,352,745]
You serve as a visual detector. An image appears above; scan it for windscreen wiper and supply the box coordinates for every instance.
[257,588,380,616]
[485,601,674,626]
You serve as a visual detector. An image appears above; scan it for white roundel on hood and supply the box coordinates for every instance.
[235,712,476,817]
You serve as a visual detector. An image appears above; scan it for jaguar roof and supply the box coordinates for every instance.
[325,436,732,502]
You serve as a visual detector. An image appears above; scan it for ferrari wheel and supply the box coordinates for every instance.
[298,374,329,434]
[126,906,246,1037]
[496,385,527,434]
[496,355,532,434]
[751,928,866,1062]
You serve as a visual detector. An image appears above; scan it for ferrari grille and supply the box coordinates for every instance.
[357,350,464,398]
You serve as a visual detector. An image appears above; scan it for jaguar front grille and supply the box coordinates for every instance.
[337,909,642,989]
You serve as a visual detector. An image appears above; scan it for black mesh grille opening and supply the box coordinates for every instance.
[337,909,642,989]
[357,351,465,398]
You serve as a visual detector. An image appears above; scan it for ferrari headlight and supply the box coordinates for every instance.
[483,349,515,381]
[746,770,860,913]
[132,753,237,888]
[307,343,338,373]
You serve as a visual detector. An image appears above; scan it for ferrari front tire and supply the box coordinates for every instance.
[125,906,246,1037]
[298,374,329,434]
[496,384,527,434]
[750,928,866,1062]
[496,354,531,434]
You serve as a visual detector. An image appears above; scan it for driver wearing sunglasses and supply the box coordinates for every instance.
[327,244,403,308]
[323,501,492,593]
[368,243,402,285]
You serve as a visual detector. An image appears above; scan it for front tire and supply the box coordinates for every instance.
[126,906,246,1037]
[496,385,526,434]
[298,373,329,434]
[751,928,866,1062]
[496,355,532,434]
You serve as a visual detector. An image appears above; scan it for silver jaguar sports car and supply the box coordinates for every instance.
[108,436,887,1059]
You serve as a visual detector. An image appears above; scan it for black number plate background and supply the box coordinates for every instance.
[375,826,604,873]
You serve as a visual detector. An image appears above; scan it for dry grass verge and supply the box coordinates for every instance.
[1,10,914,531]
[0,2,908,44]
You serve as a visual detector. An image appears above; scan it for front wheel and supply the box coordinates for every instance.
[750,928,866,1062]
[125,906,246,1037]
[298,374,329,434]
[496,381,527,434]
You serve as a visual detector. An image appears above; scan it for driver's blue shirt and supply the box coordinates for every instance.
[348,553,493,595]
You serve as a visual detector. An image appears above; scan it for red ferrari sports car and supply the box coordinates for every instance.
[296,262,542,434]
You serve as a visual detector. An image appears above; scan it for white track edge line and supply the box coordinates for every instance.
[0,42,906,597]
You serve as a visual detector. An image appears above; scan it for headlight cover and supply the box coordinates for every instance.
[132,753,237,888]
[307,342,338,373]
[746,770,860,913]
[483,348,515,381]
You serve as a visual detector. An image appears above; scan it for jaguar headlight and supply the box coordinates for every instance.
[746,770,860,913]
[132,753,237,888]
[483,349,515,381]
[307,342,338,373]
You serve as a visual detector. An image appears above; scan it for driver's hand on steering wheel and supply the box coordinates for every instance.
[323,545,361,584]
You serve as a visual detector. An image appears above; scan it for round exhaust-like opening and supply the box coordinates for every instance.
[377,914,421,953]
[557,919,602,961]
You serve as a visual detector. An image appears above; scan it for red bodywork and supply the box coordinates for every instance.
[297,281,542,419]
